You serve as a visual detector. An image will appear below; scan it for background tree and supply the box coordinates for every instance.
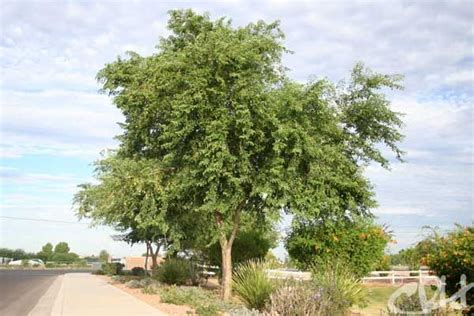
[99,250,110,263]
[0,248,35,260]
[37,242,54,262]
[286,217,391,277]
[54,242,70,254]
[95,10,404,299]
[203,218,278,267]
[74,155,185,270]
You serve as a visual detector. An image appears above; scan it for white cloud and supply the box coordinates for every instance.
[374,207,431,216]
[0,0,472,253]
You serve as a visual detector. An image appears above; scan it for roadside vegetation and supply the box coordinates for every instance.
[0,242,87,267]
[68,8,472,315]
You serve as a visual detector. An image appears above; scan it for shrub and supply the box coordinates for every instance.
[422,225,473,310]
[45,262,58,268]
[154,258,191,285]
[311,260,367,315]
[142,283,159,295]
[286,217,391,277]
[267,282,323,316]
[139,278,156,287]
[131,266,146,276]
[232,259,275,311]
[409,272,419,276]
[101,262,124,275]
[375,255,392,271]
[159,286,222,316]
[125,279,142,288]
[388,293,452,316]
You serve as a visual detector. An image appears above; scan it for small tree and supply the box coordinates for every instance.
[99,250,110,263]
[37,242,53,262]
[74,155,181,270]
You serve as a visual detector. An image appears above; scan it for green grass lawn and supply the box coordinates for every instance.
[353,285,437,315]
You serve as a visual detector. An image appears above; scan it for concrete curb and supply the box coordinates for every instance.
[28,275,64,316]
[50,273,67,316]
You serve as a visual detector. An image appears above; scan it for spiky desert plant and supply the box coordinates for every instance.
[232,259,275,310]
[311,260,368,315]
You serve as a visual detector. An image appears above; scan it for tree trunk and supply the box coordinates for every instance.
[145,241,151,274]
[150,241,161,270]
[220,240,233,301]
[216,206,242,301]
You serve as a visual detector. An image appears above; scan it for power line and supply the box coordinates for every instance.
[0,215,90,225]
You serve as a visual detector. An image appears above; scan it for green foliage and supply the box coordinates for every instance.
[54,242,70,254]
[264,251,283,269]
[45,262,58,268]
[0,248,36,260]
[311,261,368,315]
[154,258,191,285]
[37,243,54,262]
[101,262,124,275]
[286,217,391,277]
[422,225,473,309]
[390,247,422,269]
[74,156,176,263]
[125,279,142,288]
[99,250,110,263]
[50,252,79,264]
[388,293,452,316]
[375,255,392,271]
[205,225,277,267]
[232,260,275,310]
[91,9,404,299]
[158,286,223,316]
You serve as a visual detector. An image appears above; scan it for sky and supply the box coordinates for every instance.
[0,0,472,259]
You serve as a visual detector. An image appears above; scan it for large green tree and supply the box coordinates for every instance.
[94,10,403,299]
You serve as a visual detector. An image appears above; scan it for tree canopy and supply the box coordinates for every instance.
[87,9,404,299]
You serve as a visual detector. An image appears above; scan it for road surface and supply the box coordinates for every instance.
[0,269,91,316]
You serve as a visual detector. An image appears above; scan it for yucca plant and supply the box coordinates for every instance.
[232,259,275,310]
[311,260,368,315]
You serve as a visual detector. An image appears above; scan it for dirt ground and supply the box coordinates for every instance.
[97,275,195,315]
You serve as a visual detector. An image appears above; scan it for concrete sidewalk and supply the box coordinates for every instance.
[43,273,167,316]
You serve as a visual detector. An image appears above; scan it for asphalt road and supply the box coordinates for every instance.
[0,269,91,316]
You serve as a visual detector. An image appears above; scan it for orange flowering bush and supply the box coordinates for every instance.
[422,225,473,309]
[286,217,391,277]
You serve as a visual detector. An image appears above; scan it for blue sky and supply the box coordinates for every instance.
[0,0,472,259]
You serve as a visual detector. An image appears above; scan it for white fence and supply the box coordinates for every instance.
[265,269,440,285]
[266,269,311,280]
[363,270,440,285]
